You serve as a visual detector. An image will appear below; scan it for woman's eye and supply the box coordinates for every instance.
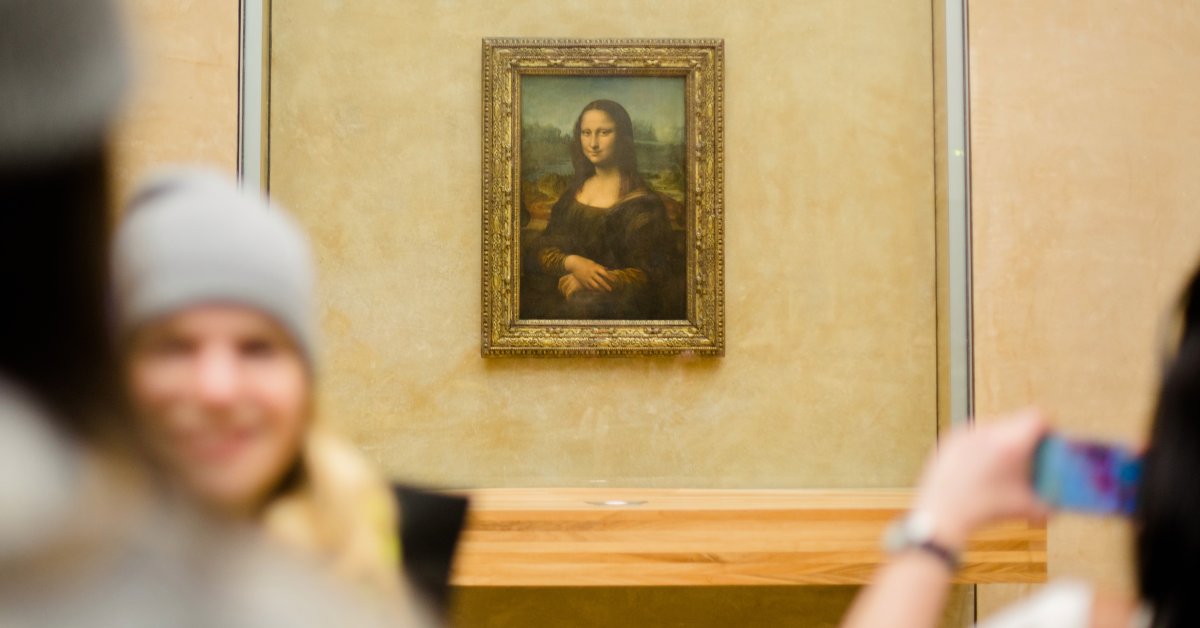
[240,339,280,358]
[146,337,193,358]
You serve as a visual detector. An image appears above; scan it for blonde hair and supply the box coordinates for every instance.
[262,430,402,599]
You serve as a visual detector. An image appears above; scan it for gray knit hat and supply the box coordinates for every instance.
[112,169,317,365]
[0,0,130,167]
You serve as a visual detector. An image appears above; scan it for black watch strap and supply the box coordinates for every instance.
[913,539,960,573]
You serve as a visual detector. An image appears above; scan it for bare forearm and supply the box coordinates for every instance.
[839,552,953,628]
[842,412,1049,628]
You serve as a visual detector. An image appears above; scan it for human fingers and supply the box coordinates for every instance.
[593,272,613,292]
[560,275,583,298]
[1006,408,1051,452]
[1018,489,1052,521]
[969,409,1049,473]
[580,268,610,290]
[990,479,1051,525]
[914,411,1050,544]
[979,409,1052,520]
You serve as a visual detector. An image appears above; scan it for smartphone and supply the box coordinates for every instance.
[1031,434,1141,516]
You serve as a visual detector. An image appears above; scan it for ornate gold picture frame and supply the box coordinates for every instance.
[482,38,724,356]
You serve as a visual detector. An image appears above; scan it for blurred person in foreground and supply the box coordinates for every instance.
[840,266,1200,627]
[0,0,426,624]
[111,168,405,601]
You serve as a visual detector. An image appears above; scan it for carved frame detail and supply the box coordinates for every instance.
[481,38,725,357]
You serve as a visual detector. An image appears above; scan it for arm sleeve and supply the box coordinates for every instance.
[537,247,568,274]
[604,267,648,290]
[613,199,677,290]
[975,580,1092,628]
[527,193,574,277]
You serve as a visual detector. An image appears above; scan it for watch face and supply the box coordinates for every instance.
[883,510,936,553]
[883,519,907,553]
[905,510,935,542]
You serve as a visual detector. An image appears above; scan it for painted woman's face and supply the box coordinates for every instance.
[579,109,618,168]
[126,305,308,517]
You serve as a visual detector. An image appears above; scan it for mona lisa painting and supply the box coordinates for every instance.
[482,39,724,356]
[520,80,686,321]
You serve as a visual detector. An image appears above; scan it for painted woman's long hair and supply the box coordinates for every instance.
[569,99,650,199]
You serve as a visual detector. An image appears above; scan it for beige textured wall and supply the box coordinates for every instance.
[269,0,939,491]
[102,0,1200,623]
[109,0,239,203]
[104,0,953,625]
[270,3,944,624]
[970,0,1200,616]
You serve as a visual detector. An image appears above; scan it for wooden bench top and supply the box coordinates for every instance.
[451,488,1047,587]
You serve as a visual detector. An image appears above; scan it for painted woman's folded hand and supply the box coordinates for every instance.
[563,255,613,292]
[558,274,583,300]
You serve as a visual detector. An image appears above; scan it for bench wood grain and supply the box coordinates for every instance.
[451,488,1046,587]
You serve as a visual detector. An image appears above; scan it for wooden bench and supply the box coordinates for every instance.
[451,488,1046,587]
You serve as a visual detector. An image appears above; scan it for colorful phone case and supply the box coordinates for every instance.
[1032,435,1141,516]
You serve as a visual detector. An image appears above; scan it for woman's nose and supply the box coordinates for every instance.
[193,346,240,407]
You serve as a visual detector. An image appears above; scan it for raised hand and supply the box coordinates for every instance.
[912,409,1051,551]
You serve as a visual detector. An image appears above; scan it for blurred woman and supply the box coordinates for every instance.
[112,169,403,599]
[0,2,425,624]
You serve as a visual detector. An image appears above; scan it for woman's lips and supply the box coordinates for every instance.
[175,429,253,463]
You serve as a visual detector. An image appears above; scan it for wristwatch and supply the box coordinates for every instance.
[883,510,961,573]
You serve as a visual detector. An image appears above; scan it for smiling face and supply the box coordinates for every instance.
[579,109,618,168]
[126,304,308,517]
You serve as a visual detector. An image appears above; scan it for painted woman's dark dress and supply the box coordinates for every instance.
[521,190,684,320]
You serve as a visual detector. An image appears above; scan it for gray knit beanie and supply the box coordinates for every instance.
[0,0,130,167]
[112,169,317,365]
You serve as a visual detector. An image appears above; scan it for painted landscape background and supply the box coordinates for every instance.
[520,75,687,232]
